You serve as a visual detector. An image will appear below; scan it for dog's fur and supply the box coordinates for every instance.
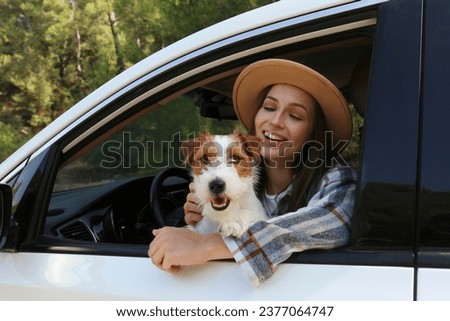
[181,131,267,238]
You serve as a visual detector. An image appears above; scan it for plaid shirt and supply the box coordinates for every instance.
[223,166,356,287]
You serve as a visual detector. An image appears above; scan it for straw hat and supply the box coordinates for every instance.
[232,59,352,142]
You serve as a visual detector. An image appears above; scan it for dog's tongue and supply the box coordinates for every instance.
[211,196,230,211]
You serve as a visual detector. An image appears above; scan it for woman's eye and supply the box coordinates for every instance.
[289,113,302,121]
[262,105,276,112]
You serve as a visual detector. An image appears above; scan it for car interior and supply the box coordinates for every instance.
[42,31,374,254]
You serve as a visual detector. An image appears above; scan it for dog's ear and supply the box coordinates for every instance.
[232,131,262,163]
[242,135,262,164]
[180,139,200,167]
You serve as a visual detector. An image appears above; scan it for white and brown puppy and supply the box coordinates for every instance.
[181,132,267,238]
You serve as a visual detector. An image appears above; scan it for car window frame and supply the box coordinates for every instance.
[14,1,407,271]
[417,0,450,265]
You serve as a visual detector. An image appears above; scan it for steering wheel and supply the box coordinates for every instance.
[149,167,192,228]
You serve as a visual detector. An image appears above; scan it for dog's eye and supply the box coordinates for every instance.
[230,155,242,164]
[201,155,210,165]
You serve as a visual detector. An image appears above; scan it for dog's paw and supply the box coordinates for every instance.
[219,221,249,238]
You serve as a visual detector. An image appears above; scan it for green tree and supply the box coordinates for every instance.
[113,0,274,64]
[0,0,272,162]
[0,0,119,157]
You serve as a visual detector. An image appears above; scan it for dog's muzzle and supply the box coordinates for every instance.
[209,178,230,211]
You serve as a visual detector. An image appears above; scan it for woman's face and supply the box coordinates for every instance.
[254,84,316,167]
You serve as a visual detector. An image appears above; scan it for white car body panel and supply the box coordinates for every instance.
[1,252,412,300]
[416,268,450,301]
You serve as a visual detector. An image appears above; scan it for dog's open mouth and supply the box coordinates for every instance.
[210,196,230,211]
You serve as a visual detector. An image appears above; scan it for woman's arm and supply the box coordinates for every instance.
[224,166,356,286]
[148,167,356,286]
[149,182,232,272]
[148,227,232,273]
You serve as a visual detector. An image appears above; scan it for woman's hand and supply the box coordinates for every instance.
[183,183,203,226]
[148,227,232,273]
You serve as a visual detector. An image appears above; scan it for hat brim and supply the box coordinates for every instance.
[232,59,352,143]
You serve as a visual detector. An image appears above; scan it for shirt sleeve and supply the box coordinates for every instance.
[223,166,357,287]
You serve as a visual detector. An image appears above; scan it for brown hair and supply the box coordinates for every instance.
[286,102,327,210]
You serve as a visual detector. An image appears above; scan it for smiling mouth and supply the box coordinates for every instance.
[263,131,287,142]
[210,196,230,211]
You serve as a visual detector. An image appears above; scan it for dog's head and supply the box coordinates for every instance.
[181,131,261,175]
[180,131,261,212]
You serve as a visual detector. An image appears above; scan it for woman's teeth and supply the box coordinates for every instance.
[264,131,286,141]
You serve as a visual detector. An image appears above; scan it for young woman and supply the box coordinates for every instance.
[148,59,356,286]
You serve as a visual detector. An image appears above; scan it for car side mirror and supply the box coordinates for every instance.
[0,183,12,248]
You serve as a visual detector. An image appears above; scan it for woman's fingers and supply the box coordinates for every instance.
[148,229,163,268]
[184,202,202,225]
[184,191,203,226]
[147,227,232,274]
[148,227,209,272]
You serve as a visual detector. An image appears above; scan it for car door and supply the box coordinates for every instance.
[0,0,421,300]
[416,0,450,300]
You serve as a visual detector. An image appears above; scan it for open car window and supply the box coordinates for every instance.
[44,17,372,250]
[46,90,241,245]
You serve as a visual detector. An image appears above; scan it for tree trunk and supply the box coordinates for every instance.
[108,10,125,74]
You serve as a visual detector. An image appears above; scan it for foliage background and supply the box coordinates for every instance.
[0,0,274,162]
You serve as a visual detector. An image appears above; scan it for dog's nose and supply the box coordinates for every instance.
[209,178,226,194]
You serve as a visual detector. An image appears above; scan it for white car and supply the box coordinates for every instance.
[1,0,449,301]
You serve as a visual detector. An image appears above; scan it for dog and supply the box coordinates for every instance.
[181,131,267,238]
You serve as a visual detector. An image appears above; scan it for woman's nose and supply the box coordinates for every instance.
[269,111,284,128]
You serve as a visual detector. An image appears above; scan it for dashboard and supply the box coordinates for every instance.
[44,175,189,245]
